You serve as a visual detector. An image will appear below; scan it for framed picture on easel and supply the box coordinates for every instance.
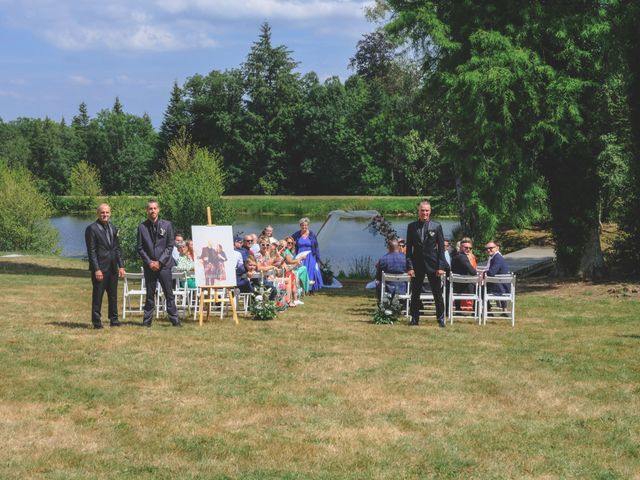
[192,225,236,288]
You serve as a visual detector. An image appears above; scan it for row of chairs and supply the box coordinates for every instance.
[379,271,516,326]
[121,270,253,321]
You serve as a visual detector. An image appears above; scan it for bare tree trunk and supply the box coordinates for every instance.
[578,225,607,280]
[454,176,468,235]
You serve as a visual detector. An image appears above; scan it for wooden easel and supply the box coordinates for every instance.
[198,207,239,326]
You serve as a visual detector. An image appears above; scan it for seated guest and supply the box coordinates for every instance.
[276,239,302,307]
[262,225,278,245]
[186,240,194,260]
[250,233,260,255]
[375,239,407,301]
[172,233,184,263]
[175,240,195,288]
[234,236,248,263]
[483,240,510,310]
[451,238,477,311]
[242,258,259,293]
[250,236,277,300]
[398,238,406,255]
[282,236,309,294]
[242,234,255,258]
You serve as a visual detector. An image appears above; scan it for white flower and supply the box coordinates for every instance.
[255,295,263,302]
[384,309,392,316]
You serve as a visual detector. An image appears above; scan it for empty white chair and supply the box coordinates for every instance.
[380,272,412,318]
[482,273,516,327]
[448,273,482,324]
[122,272,146,320]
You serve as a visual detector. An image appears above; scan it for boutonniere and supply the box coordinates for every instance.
[115,229,119,238]
[428,230,436,237]
[159,227,166,237]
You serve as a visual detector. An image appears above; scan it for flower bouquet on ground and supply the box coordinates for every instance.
[249,284,277,321]
[372,291,403,325]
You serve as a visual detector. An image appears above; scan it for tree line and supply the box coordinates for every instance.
[1,6,639,277]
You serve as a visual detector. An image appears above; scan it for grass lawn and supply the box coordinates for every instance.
[1,256,639,479]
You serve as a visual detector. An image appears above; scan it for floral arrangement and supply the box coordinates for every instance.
[249,284,277,320]
[320,259,334,285]
[367,214,399,246]
[372,291,403,325]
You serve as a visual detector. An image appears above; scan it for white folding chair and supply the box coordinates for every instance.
[418,275,447,319]
[448,273,482,324]
[236,291,252,316]
[380,272,412,318]
[122,272,146,319]
[482,274,516,327]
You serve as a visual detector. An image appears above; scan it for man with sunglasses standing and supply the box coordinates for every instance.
[405,200,447,327]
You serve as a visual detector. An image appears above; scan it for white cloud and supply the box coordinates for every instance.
[0,0,371,52]
[69,75,92,85]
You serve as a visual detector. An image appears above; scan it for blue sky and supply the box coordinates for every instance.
[0,0,376,128]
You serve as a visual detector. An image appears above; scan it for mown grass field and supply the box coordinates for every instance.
[1,256,639,479]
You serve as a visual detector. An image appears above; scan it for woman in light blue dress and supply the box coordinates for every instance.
[291,217,323,292]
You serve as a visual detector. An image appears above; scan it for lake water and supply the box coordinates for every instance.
[51,214,459,275]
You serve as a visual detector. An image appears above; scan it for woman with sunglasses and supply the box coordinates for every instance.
[277,239,305,306]
[282,236,309,295]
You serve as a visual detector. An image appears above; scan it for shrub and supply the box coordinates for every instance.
[0,162,60,253]
[108,196,146,270]
[155,133,233,236]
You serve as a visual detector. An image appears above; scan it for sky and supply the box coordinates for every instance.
[0,0,377,129]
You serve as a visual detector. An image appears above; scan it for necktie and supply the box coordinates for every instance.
[105,223,112,246]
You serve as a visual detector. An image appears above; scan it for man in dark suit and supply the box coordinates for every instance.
[405,200,447,327]
[85,203,125,329]
[484,241,510,309]
[136,199,181,327]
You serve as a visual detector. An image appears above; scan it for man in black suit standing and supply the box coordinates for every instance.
[85,203,126,329]
[405,200,447,327]
[136,199,181,327]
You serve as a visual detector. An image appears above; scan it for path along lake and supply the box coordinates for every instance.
[51,214,458,275]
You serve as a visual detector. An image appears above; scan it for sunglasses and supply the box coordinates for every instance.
[260,243,269,247]
[244,239,254,243]
[486,246,496,251]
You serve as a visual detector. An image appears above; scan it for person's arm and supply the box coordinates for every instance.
[436,224,446,272]
[157,221,175,267]
[85,224,101,273]
[405,225,414,273]
[136,224,153,267]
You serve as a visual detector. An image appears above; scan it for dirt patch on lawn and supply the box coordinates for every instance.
[520,276,640,300]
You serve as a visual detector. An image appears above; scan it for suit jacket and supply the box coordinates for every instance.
[451,252,477,276]
[85,220,124,273]
[486,252,510,294]
[137,218,175,270]
[405,219,446,274]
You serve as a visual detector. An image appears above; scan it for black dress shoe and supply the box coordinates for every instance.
[171,321,183,327]
[110,320,121,327]
[438,319,446,328]
[93,323,104,329]
[409,318,419,326]
[142,321,152,328]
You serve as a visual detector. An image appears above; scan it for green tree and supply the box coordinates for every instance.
[242,22,302,194]
[68,160,101,197]
[0,161,59,253]
[375,1,610,277]
[155,132,232,235]
[158,81,190,157]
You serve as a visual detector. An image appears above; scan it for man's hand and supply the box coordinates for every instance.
[149,261,161,271]
[118,267,126,278]
[436,269,445,277]
[94,270,103,282]
[407,269,415,278]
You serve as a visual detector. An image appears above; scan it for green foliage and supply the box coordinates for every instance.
[249,284,277,320]
[68,160,101,198]
[0,162,59,253]
[155,133,233,236]
[345,255,375,279]
[107,196,147,270]
[372,292,403,324]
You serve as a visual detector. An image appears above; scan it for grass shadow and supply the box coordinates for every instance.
[0,260,86,278]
